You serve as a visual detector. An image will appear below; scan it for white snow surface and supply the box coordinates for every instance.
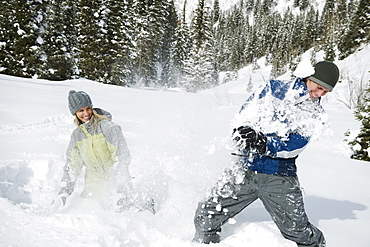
[1,46,370,246]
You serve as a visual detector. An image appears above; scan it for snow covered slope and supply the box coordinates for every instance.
[174,0,326,21]
[1,46,370,246]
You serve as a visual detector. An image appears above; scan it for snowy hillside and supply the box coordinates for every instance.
[174,0,326,21]
[175,0,254,21]
[1,46,370,247]
[174,0,238,17]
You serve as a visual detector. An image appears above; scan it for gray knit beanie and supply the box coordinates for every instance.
[68,90,93,115]
[308,61,339,91]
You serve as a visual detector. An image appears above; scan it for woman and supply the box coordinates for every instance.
[50,90,154,214]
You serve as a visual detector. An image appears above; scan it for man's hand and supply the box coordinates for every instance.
[232,126,267,153]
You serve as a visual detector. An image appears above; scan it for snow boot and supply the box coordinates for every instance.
[192,232,220,244]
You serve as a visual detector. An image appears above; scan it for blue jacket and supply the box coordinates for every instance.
[239,78,324,176]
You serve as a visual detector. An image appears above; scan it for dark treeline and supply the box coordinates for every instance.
[0,0,369,91]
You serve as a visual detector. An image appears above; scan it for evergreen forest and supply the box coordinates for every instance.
[0,0,369,92]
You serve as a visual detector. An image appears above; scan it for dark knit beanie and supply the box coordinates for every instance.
[68,90,93,115]
[308,61,339,91]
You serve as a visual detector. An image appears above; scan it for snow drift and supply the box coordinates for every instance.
[1,47,370,246]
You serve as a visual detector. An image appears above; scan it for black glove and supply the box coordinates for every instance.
[232,126,267,154]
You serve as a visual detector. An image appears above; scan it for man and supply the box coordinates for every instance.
[193,61,339,246]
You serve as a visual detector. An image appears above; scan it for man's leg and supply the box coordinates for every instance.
[259,174,325,247]
[193,168,258,244]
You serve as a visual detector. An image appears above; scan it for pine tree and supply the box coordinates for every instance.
[77,0,109,83]
[290,13,305,57]
[301,6,319,51]
[158,0,178,87]
[261,0,275,14]
[321,0,338,61]
[183,42,214,92]
[339,0,370,59]
[0,0,42,78]
[0,0,13,74]
[348,83,370,161]
[213,12,227,70]
[184,0,218,92]
[226,1,247,72]
[105,0,136,86]
[264,11,281,63]
[132,0,168,87]
[244,25,258,66]
[270,9,294,78]
[189,0,211,50]
[211,0,220,24]
[170,0,191,87]
[336,0,348,42]
[40,0,77,80]
[246,0,267,63]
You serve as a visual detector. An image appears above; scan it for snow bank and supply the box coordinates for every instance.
[1,46,370,246]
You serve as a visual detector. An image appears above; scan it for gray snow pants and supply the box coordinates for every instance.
[193,168,325,246]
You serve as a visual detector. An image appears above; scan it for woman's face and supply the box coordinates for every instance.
[306,79,330,99]
[76,106,93,123]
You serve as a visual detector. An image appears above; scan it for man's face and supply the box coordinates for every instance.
[306,79,330,99]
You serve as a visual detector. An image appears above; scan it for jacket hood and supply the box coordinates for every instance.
[93,108,112,120]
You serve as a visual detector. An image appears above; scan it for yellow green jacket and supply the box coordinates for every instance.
[60,108,131,198]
